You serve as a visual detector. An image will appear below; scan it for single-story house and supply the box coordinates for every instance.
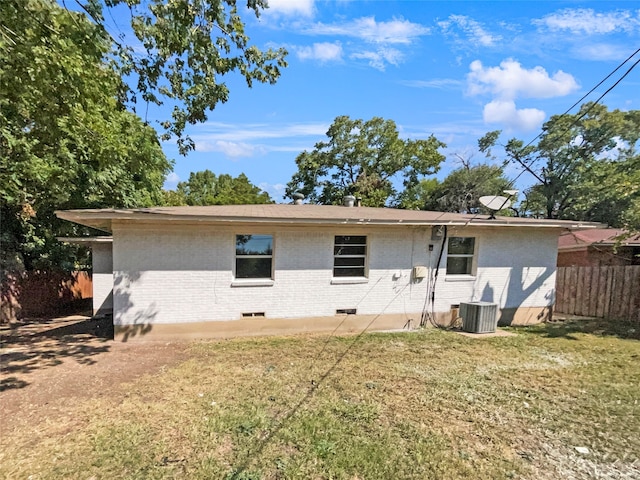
[56,204,598,342]
[558,228,640,267]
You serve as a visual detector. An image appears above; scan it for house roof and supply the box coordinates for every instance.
[558,228,640,250]
[55,204,602,234]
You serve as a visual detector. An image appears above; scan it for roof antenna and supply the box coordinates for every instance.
[479,190,518,219]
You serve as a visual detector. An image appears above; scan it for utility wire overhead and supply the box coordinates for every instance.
[507,46,640,189]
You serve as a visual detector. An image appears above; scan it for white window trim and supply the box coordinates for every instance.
[234,234,274,281]
[231,279,275,287]
[445,236,477,278]
[331,277,369,285]
[444,275,477,282]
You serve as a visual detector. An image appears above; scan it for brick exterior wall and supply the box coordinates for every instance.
[92,242,113,315]
[111,222,559,329]
[558,246,640,267]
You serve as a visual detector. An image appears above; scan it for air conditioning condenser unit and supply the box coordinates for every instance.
[460,302,498,334]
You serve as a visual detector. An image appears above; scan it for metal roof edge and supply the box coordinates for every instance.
[56,236,113,244]
[55,208,606,230]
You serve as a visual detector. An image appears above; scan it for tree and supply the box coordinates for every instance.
[76,0,287,153]
[398,161,512,213]
[165,170,272,205]
[396,178,440,210]
[480,103,640,229]
[1,0,172,272]
[286,116,446,207]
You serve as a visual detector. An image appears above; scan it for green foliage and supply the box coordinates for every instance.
[396,178,440,210]
[164,170,272,205]
[0,0,172,271]
[481,103,640,229]
[286,116,446,207]
[84,0,287,154]
[400,163,511,214]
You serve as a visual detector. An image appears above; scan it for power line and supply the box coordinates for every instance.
[460,47,640,224]
[505,47,640,192]
[521,47,640,151]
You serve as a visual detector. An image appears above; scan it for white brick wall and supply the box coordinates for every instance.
[92,242,113,314]
[112,222,559,326]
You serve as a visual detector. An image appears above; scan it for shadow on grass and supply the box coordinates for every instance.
[518,317,639,341]
[0,316,113,392]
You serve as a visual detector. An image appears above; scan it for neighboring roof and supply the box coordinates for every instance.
[55,204,602,233]
[558,228,640,250]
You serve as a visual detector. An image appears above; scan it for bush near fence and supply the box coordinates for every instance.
[555,266,640,322]
[1,271,93,323]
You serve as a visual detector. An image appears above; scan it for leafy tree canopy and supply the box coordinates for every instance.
[1,0,172,271]
[399,162,512,214]
[78,0,287,154]
[286,116,446,207]
[479,102,640,229]
[165,170,273,205]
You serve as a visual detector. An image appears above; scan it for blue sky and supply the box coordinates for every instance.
[128,1,640,202]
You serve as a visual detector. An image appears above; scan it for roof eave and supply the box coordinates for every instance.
[56,212,603,231]
[56,236,113,245]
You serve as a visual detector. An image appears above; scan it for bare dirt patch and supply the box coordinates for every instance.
[1,315,188,433]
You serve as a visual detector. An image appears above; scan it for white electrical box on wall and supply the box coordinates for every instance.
[412,265,428,279]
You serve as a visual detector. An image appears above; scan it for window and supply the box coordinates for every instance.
[235,234,273,279]
[446,237,475,275]
[334,235,367,277]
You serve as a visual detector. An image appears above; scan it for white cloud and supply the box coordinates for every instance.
[400,79,462,89]
[483,100,545,131]
[163,172,180,189]
[284,16,428,71]
[351,47,403,71]
[466,59,577,131]
[189,122,329,159]
[295,42,343,62]
[534,8,640,35]
[193,122,328,143]
[438,15,501,47]
[195,140,262,158]
[573,43,633,61]
[467,59,579,100]
[258,182,286,201]
[304,16,430,44]
[266,0,315,17]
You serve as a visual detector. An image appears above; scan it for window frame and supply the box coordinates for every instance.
[332,235,368,279]
[234,234,274,282]
[445,236,477,278]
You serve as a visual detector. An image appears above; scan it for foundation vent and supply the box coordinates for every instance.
[242,312,265,318]
[336,308,357,315]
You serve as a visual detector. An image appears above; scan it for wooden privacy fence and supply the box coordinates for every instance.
[1,271,93,323]
[555,266,640,322]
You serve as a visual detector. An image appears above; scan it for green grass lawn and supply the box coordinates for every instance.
[2,319,639,479]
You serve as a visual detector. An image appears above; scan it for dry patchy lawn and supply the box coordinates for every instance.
[1,317,639,479]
